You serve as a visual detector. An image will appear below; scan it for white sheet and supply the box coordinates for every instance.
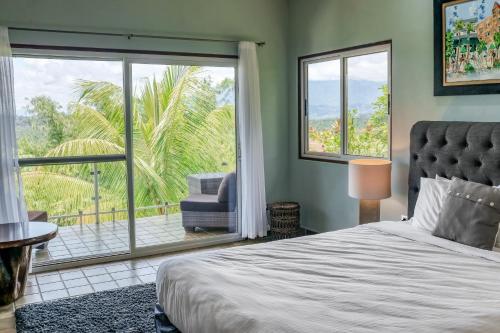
[157,222,500,333]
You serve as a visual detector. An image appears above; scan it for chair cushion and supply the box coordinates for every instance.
[180,194,233,212]
[217,172,237,204]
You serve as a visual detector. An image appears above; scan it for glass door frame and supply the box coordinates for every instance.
[13,46,242,272]
[123,54,242,256]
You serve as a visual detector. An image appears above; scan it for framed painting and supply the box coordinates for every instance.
[434,0,500,95]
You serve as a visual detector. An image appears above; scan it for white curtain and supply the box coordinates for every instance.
[238,41,267,239]
[0,26,28,224]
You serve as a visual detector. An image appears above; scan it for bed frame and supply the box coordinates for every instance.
[408,121,500,218]
[156,120,500,333]
[154,304,179,333]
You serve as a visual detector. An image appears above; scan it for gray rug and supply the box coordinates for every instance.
[15,283,157,333]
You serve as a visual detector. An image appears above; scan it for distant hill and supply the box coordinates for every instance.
[308,80,385,120]
[217,86,235,107]
[16,116,33,139]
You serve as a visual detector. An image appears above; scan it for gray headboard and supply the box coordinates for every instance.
[408,121,500,218]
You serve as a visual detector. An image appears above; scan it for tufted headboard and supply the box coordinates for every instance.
[408,121,500,218]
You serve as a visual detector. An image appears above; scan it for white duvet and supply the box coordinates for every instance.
[156,222,500,333]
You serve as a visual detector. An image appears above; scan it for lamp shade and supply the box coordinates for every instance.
[348,159,392,200]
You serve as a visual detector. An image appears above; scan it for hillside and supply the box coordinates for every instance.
[308,80,385,120]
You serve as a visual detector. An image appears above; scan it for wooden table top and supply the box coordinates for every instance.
[0,222,58,249]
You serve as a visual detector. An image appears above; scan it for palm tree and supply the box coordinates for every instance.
[445,31,455,66]
[477,40,488,70]
[26,66,236,223]
[495,32,500,65]
[453,19,465,33]
[489,43,497,68]
[453,20,465,72]
[465,22,475,65]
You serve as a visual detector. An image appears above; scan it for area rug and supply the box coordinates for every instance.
[15,283,157,333]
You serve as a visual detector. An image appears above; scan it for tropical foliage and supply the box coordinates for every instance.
[309,85,389,158]
[445,13,500,74]
[18,66,236,225]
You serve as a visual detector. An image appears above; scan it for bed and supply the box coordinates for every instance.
[155,121,500,333]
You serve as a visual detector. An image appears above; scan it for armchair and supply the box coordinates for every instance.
[180,172,237,233]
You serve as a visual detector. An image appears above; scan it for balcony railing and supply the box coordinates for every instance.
[48,202,180,227]
[22,159,227,228]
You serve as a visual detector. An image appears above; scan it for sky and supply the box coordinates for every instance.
[445,0,497,30]
[13,56,235,116]
[131,63,234,94]
[308,51,388,83]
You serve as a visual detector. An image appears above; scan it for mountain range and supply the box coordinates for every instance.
[308,80,385,120]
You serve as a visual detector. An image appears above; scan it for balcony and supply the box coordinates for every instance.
[27,167,237,266]
[13,57,239,267]
[32,211,230,265]
[22,156,237,266]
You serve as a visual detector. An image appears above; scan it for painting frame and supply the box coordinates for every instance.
[434,0,500,96]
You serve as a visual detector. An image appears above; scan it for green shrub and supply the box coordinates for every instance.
[465,63,475,73]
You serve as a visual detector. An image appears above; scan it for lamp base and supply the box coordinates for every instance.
[359,200,380,225]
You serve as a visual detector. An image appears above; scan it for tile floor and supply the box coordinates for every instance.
[32,213,230,265]
[1,239,257,333]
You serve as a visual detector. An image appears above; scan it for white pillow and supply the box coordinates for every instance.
[410,177,449,233]
[436,175,450,183]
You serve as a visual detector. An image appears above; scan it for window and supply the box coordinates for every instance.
[14,56,124,159]
[299,42,391,163]
[130,62,237,249]
[14,53,130,264]
[13,48,239,267]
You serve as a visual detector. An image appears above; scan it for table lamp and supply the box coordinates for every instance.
[348,159,392,224]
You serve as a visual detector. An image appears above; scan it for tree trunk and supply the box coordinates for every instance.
[466,44,470,65]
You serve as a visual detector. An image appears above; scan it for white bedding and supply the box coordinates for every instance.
[156,222,500,333]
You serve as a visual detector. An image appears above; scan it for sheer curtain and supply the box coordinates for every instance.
[0,26,28,224]
[238,41,267,239]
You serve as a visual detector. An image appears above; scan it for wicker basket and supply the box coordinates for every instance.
[268,202,301,240]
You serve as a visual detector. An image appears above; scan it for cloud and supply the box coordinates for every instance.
[308,51,388,82]
[13,57,234,116]
[469,5,477,16]
[132,64,234,94]
[14,57,122,115]
[347,52,388,82]
[308,59,342,81]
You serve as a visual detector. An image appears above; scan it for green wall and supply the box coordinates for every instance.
[0,0,290,202]
[288,0,500,232]
[4,0,500,232]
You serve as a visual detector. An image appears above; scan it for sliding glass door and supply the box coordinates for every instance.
[13,50,239,267]
[13,55,130,265]
[129,61,238,249]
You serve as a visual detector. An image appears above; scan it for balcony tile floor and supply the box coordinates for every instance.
[32,213,229,265]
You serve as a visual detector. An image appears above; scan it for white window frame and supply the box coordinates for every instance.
[299,41,392,164]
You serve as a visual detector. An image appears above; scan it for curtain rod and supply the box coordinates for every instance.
[8,27,266,47]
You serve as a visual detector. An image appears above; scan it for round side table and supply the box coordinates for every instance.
[0,222,57,305]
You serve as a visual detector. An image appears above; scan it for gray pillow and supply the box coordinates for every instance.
[433,177,500,250]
